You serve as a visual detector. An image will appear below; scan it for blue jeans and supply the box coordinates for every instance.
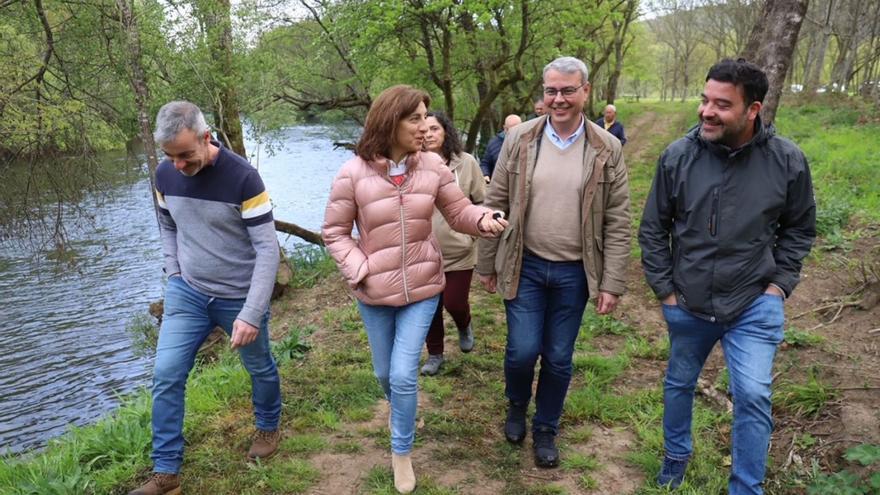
[151,276,281,474]
[504,252,588,434]
[357,295,440,454]
[662,294,785,495]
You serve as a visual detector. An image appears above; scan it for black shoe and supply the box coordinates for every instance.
[504,401,528,444]
[533,428,559,468]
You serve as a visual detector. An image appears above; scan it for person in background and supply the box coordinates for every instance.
[322,85,507,494]
[532,98,547,118]
[480,114,522,183]
[639,59,816,494]
[595,104,627,145]
[477,56,631,468]
[131,101,281,495]
[419,111,486,376]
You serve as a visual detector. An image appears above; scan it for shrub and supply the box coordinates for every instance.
[125,313,158,358]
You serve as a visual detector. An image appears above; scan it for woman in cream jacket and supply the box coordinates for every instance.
[420,111,486,376]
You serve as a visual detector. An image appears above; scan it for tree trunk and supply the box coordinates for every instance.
[199,0,247,159]
[830,0,864,92]
[115,0,160,218]
[742,0,810,124]
[605,0,636,105]
[805,0,834,93]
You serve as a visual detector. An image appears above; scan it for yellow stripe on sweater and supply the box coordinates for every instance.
[242,191,271,219]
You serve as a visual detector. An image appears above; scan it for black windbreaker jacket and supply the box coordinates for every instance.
[638,119,816,323]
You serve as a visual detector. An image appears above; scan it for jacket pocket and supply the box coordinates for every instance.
[591,212,605,252]
[495,225,517,277]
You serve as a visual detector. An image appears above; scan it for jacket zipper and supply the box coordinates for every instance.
[709,187,719,237]
[397,186,410,303]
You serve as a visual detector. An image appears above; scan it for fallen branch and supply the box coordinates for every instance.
[817,437,865,453]
[275,219,323,246]
[782,434,799,470]
[792,301,860,320]
[868,328,880,335]
[522,472,555,481]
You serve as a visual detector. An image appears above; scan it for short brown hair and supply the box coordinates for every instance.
[356,85,431,161]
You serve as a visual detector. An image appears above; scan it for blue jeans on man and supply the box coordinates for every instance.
[504,252,588,434]
[151,276,281,474]
[357,295,440,454]
[662,293,785,494]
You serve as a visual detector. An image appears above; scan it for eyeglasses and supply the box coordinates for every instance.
[543,82,587,98]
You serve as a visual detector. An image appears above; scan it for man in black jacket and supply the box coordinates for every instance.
[480,114,522,182]
[638,59,815,494]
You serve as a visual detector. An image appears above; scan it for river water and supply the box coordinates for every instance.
[0,125,358,454]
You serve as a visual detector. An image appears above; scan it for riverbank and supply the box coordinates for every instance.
[0,124,356,455]
[2,100,878,494]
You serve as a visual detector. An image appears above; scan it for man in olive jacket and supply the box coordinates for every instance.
[639,59,816,494]
[477,56,631,468]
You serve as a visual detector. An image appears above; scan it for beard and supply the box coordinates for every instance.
[699,114,750,147]
[178,162,206,177]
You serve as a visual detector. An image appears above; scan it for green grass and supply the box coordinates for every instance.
[280,434,328,455]
[784,327,826,347]
[806,444,880,495]
[362,466,459,494]
[776,102,880,227]
[775,370,839,418]
[0,393,153,494]
[286,244,338,288]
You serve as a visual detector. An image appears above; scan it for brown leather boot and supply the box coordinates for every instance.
[128,472,181,495]
[247,428,281,460]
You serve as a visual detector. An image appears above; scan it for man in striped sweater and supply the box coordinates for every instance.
[130,101,281,495]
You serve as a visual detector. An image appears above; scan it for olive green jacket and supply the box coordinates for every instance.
[476,115,631,300]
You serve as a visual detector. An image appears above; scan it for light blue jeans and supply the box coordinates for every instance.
[357,295,440,454]
[662,293,785,495]
[151,276,281,474]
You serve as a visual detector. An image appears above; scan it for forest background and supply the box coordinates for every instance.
[2,0,880,249]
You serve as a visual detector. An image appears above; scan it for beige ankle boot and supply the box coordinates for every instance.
[391,453,416,494]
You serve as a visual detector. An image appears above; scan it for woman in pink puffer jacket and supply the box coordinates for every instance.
[322,85,507,494]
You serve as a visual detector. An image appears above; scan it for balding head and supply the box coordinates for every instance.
[503,114,522,131]
[603,104,617,123]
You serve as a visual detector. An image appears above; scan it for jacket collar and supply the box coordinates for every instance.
[526,114,610,155]
[446,152,465,172]
[366,152,422,176]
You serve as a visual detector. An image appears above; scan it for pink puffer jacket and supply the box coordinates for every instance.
[323,151,492,306]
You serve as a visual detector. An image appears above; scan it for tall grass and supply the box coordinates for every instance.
[775,101,880,226]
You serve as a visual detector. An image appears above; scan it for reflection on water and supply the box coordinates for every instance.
[0,125,358,453]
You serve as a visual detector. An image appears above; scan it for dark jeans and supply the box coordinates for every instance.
[425,269,474,355]
[503,251,588,434]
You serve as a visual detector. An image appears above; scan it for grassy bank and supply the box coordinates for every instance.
[2,100,878,494]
